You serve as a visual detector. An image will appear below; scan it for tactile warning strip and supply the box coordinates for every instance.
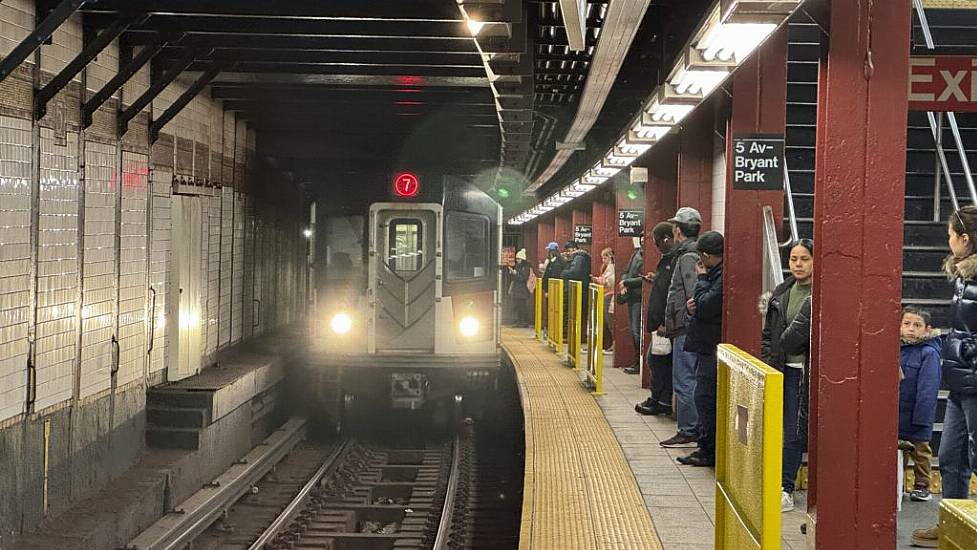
[502,328,663,550]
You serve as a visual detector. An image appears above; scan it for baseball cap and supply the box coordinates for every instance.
[669,207,702,226]
[546,242,559,251]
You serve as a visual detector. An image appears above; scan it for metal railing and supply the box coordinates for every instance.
[914,0,977,209]
[781,159,799,247]
[584,283,605,395]
[565,281,583,368]
[762,206,786,297]
[546,278,564,352]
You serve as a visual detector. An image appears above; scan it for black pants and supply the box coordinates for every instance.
[646,351,673,407]
[694,353,718,458]
[512,296,530,326]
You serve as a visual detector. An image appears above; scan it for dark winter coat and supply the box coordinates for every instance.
[542,255,566,290]
[620,248,645,304]
[781,296,811,445]
[899,331,943,441]
[563,250,592,311]
[683,263,723,355]
[664,238,699,337]
[943,254,977,396]
[761,276,804,372]
[510,261,532,300]
[646,247,680,333]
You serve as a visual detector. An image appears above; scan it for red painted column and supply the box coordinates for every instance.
[613,186,643,368]
[591,193,616,278]
[677,109,714,231]
[721,28,787,357]
[537,215,554,269]
[521,223,539,268]
[553,209,572,246]
[571,203,593,256]
[809,2,909,547]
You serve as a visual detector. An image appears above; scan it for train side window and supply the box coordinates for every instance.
[445,213,489,281]
[387,219,424,272]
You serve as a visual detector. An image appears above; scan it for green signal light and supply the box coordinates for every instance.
[498,187,510,199]
[626,188,639,201]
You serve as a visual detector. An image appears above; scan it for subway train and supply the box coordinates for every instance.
[306,174,503,426]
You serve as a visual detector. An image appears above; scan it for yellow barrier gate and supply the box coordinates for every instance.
[546,278,563,352]
[715,344,783,550]
[940,499,977,549]
[584,283,604,395]
[534,283,544,341]
[565,281,583,368]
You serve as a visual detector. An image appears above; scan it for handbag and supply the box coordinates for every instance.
[650,332,671,356]
[527,270,537,293]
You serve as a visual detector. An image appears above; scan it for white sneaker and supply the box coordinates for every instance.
[781,491,794,512]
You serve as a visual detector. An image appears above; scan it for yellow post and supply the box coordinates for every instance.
[715,344,783,550]
[939,499,977,549]
[585,283,604,394]
[546,278,564,352]
[534,283,544,341]
[566,281,583,368]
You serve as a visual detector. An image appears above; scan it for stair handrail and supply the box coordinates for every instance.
[914,0,977,207]
[763,205,785,296]
[781,157,799,248]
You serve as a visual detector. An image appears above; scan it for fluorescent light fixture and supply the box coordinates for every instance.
[617,136,652,156]
[467,19,486,35]
[696,20,776,63]
[592,163,621,178]
[670,65,729,95]
[581,172,607,185]
[604,150,635,167]
[571,182,597,194]
[719,0,801,24]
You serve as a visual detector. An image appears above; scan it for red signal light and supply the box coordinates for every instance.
[394,172,420,197]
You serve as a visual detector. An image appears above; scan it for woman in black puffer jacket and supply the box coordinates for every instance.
[913,205,977,548]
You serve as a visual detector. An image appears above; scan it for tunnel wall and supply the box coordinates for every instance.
[0,1,309,542]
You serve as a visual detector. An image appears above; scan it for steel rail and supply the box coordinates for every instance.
[433,435,464,550]
[247,439,353,550]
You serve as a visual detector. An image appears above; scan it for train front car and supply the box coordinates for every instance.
[310,176,502,427]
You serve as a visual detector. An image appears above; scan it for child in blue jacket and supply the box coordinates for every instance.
[899,306,942,502]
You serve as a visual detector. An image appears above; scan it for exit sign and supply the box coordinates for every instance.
[909,56,977,112]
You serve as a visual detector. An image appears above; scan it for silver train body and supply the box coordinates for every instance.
[308,179,502,413]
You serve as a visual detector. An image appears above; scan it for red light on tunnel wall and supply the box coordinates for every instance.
[394,172,420,198]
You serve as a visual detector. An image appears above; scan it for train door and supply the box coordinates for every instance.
[370,205,440,353]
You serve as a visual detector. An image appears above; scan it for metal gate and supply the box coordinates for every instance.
[370,206,439,353]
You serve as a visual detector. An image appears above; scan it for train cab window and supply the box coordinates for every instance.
[445,213,489,281]
[387,219,424,272]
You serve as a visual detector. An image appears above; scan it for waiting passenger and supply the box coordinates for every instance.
[508,249,533,328]
[541,242,566,292]
[660,207,702,448]
[562,240,592,331]
[759,239,814,512]
[619,236,645,373]
[591,247,616,352]
[897,306,941,504]
[912,205,977,548]
[635,222,678,416]
[676,231,724,467]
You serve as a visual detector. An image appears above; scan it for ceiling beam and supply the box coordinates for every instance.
[206,72,490,88]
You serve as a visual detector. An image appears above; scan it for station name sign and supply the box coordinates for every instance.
[909,56,977,112]
[573,224,592,244]
[732,134,784,191]
[618,209,644,237]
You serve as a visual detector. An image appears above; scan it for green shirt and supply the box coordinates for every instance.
[785,282,812,365]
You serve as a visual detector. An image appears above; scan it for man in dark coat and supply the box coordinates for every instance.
[636,222,678,415]
[562,240,592,329]
[541,242,566,291]
[677,231,724,467]
[618,238,645,372]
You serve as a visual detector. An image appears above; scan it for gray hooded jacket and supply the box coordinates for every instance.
[663,237,699,337]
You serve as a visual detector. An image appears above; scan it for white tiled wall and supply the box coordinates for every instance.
[206,194,220,357]
[711,135,727,234]
[86,38,118,93]
[80,141,117,399]
[122,45,150,103]
[0,0,33,58]
[218,187,232,347]
[39,13,82,78]
[231,193,245,344]
[148,171,172,377]
[34,129,79,411]
[0,116,32,420]
[198,191,211,356]
[116,152,148,388]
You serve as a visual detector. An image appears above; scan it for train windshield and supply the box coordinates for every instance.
[323,216,367,294]
[387,219,424,272]
[445,213,489,281]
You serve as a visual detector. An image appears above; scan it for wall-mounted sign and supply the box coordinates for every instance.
[393,172,420,197]
[618,209,644,237]
[909,56,977,112]
[573,224,593,244]
[732,134,784,190]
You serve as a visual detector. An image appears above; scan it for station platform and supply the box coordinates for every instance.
[501,327,936,550]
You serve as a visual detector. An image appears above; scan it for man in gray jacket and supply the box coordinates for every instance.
[659,207,702,448]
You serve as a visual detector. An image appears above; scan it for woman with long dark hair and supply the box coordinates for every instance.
[912,205,977,547]
[761,239,814,513]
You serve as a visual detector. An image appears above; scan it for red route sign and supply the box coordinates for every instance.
[393,172,420,197]
[909,55,977,112]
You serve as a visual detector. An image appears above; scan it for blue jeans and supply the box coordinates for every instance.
[782,367,806,492]
[628,300,642,362]
[672,334,699,436]
[939,393,977,499]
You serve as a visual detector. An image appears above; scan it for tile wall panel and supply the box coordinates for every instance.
[86,39,118,93]
[40,12,82,78]
[79,141,116,399]
[218,187,232,347]
[148,171,171,377]
[206,194,220,357]
[34,129,79,411]
[0,0,34,58]
[0,116,32,420]
[116,152,148,387]
[198,191,211,357]
[230,193,244,343]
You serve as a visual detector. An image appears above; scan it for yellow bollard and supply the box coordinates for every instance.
[546,279,563,352]
[940,499,977,549]
[566,281,583,368]
[585,283,604,395]
[534,284,544,341]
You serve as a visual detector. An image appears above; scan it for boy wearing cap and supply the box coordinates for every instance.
[659,207,703,448]
[677,231,724,467]
[541,242,566,291]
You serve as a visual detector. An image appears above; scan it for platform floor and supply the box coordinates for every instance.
[501,328,663,550]
[503,327,941,549]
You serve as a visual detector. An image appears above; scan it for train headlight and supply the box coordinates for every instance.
[331,312,352,335]
[459,316,480,337]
